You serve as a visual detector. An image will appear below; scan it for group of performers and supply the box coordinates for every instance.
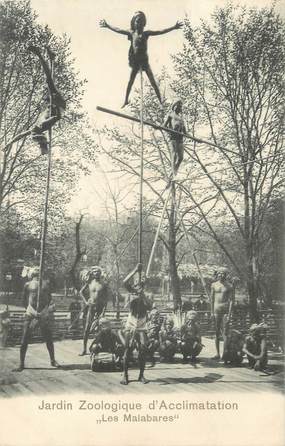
[28,11,186,181]
[13,264,269,383]
[16,12,269,383]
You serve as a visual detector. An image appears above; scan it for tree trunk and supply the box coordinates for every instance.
[115,255,120,320]
[244,180,259,322]
[168,183,181,310]
[0,216,4,293]
[246,243,259,322]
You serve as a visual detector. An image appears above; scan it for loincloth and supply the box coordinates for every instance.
[125,314,147,333]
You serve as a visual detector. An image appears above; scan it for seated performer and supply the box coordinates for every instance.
[89,318,124,370]
[79,266,109,356]
[159,316,177,362]
[194,294,209,312]
[121,263,152,385]
[0,305,11,348]
[180,310,203,362]
[100,12,182,107]
[164,99,186,175]
[147,304,162,367]
[222,323,244,366]
[28,46,66,154]
[14,267,59,371]
[243,323,268,371]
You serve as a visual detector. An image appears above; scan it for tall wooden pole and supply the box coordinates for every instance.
[138,69,144,283]
[146,188,172,278]
[37,56,54,311]
[172,193,211,300]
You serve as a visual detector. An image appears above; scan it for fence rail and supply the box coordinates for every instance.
[4,308,284,348]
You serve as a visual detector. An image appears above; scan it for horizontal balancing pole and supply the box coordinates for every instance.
[96,105,233,153]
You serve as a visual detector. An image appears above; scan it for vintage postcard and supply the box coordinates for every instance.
[0,0,284,445]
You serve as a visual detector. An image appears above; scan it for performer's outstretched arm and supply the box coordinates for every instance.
[123,263,142,293]
[99,19,130,36]
[146,21,182,36]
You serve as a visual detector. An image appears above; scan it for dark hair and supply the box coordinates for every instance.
[171,99,182,111]
[130,11,146,30]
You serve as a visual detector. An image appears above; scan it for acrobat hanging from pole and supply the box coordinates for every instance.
[100,11,182,107]
[28,46,66,154]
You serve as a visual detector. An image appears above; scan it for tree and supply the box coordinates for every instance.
[172,3,285,320]
[97,74,217,309]
[0,0,96,286]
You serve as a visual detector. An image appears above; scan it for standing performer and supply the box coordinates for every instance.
[99,12,182,107]
[210,267,234,360]
[28,46,66,154]
[79,266,109,356]
[164,99,186,175]
[14,267,59,371]
[121,263,152,385]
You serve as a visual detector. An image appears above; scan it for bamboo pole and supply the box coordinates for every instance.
[96,105,236,154]
[146,188,172,278]
[37,56,54,311]
[138,69,144,284]
[172,190,211,300]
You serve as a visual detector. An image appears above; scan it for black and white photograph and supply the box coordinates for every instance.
[0,1,284,445]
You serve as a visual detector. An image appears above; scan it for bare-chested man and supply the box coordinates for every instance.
[210,267,234,360]
[121,263,152,385]
[79,266,109,356]
[14,267,59,371]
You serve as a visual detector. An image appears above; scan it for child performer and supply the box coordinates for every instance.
[100,12,182,107]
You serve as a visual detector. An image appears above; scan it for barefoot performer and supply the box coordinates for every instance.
[121,263,152,385]
[210,267,234,360]
[28,46,66,154]
[79,266,109,356]
[243,323,268,371]
[14,267,59,371]
[164,99,186,175]
[99,12,182,107]
[180,311,203,363]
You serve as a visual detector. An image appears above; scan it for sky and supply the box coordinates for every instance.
[30,0,285,218]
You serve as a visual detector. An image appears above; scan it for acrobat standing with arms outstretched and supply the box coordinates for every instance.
[100,11,182,107]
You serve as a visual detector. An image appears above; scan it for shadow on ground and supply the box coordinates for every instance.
[152,372,223,386]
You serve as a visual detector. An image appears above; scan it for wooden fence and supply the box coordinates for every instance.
[4,308,284,350]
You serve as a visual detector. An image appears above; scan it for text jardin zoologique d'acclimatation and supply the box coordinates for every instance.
[38,399,239,412]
